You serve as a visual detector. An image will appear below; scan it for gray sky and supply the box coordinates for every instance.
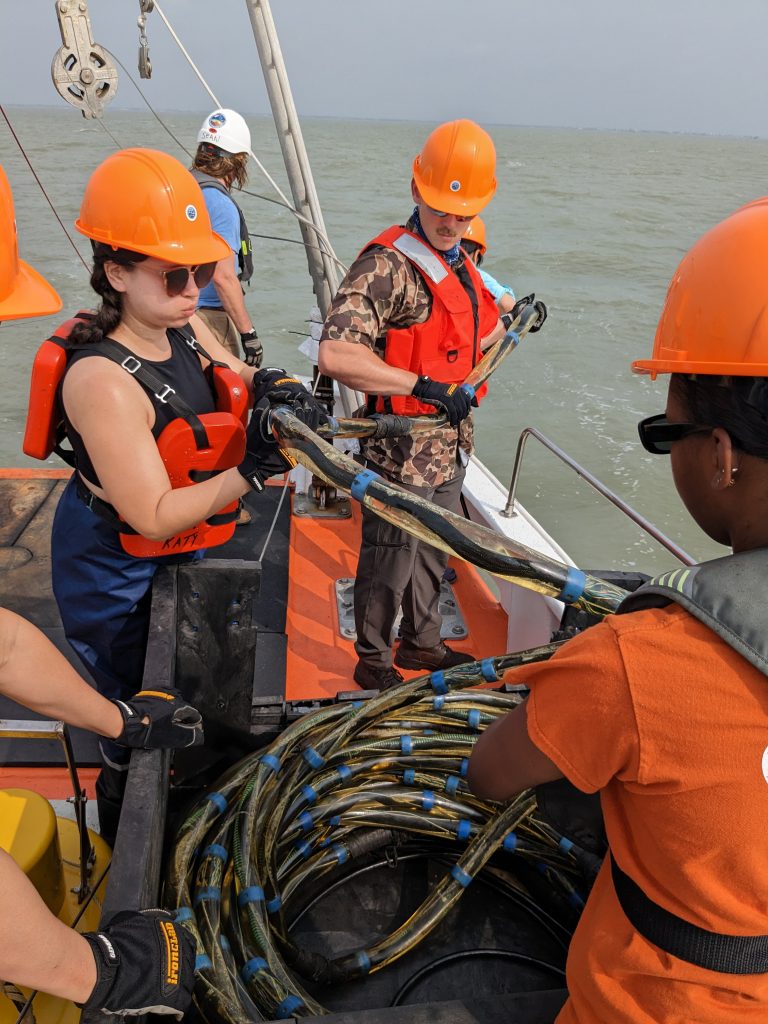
[3,0,768,136]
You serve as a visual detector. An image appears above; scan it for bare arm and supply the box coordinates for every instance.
[318,339,417,394]
[0,607,122,738]
[467,701,563,802]
[0,849,96,1002]
[480,316,506,352]
[497,292,517,315]
[210,258,254,334]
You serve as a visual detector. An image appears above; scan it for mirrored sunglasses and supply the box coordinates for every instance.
[425,204,475,224]
[637,413,712,455]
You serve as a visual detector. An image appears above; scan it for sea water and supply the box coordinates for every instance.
[4,107,768,575]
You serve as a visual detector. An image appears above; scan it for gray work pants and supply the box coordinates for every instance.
[353,466,465,669]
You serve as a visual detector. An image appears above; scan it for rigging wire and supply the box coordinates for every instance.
[0,105,91,274]
[151,0,346,271]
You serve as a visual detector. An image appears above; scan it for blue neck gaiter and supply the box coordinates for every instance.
[411,207,462,266]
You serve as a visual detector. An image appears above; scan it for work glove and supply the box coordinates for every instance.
[511,294,548,333]
[79,909,196,1018]
[111,689,203,749]
[238,368,327,490]
[240,329,263,368]
[411,375,475,427]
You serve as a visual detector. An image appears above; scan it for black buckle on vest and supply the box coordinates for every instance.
[446,349,459,363]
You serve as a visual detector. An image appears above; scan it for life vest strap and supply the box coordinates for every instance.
[611,853,768,974]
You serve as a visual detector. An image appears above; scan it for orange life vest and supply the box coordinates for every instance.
[365,226,500,417]
[23,312,248,558]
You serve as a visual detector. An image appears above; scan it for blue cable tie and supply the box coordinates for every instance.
[333,843,348,865]
[194,954,213,973]
[301,784,318,804]
[241,957,268,983]
[352,700,364,710]
[459,757,469,777]
[480,658,498,682]
[403,768,416,786]
[205,792,227,814]
[433,694,445,711]
[295,838,312,859]
[174,906,193,923]
[456,819,472,841]
[237,886,265,907]
[445,775,459,796]
[336,764,352,780]
[460,382,476,401]
[559,836,574,854]
[298,810,314,833]
[422,790,435,811]
[202,843,227,861]
[468,708,481,729]
[260,754,281,774]
[220,935,230,952]
[430,670,448,695]
[559,566,586,605]
[276,996,305,1019]
[266,895,282,913]
[320,837,331,848]
[504,329,521,347]
[503,831,518,852]
[303,747,325,769]
[355,951,371,974]
[451,864,473,888]
[400,735,413,755]
[194,886,221,906]
[329,814,341,827]
[350,468,380,502]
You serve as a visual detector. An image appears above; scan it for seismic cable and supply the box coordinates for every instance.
[165,672,597,1022]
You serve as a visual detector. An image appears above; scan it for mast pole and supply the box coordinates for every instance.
[244,0,361,416]
[244,0,339,315]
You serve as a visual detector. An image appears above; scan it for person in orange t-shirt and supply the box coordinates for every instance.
[469,196,768,1023]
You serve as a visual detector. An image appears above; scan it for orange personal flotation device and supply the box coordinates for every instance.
[23,312,248,558]
[364,227,500,417]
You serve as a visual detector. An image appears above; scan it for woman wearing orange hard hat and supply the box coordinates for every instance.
[23,148,325,842]
[319,120,548,692]
[469,197,768,1023]
[0,162,202,1018]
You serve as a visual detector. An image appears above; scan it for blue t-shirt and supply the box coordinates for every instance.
[479,268,515,303]
[197,187,239,308]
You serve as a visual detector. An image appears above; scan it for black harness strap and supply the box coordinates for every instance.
[611,854,768,974]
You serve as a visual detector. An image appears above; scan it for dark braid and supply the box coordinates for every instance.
[671,373,768,461]
[69,243,147,346]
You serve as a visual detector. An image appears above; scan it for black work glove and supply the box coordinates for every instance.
[79,909,196,1018]
[240,329,263,368]
[411,375,475,427]
[111,689,203,749]
[251,367,328,440]
[511,293,548,333]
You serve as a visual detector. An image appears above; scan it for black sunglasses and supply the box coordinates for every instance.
[143,262,217,297]
[637,413,712,455]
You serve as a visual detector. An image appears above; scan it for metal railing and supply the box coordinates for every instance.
[500,426,695,566]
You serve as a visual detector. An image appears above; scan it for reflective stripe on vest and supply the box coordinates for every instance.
[363,226,499,417]
[609,549,768,973]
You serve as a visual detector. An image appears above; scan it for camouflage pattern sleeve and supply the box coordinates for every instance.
[321,247,430,351]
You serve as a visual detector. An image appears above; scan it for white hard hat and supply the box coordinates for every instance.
[197,109,251,156]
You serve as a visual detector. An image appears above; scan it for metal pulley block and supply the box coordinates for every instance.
[138,0,154,79]
[51,0,118,119]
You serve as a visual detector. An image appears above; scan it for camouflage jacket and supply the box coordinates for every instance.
[321,219,473,489]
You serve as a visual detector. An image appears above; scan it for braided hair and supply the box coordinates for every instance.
[69,243,147,346]
[671,373,768,461]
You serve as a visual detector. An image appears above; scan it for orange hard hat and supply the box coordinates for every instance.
[75,148,231,265]
[412,120,496,217]
[462,216,487,255]
[0,165,62,321]
[633,197,768,379]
